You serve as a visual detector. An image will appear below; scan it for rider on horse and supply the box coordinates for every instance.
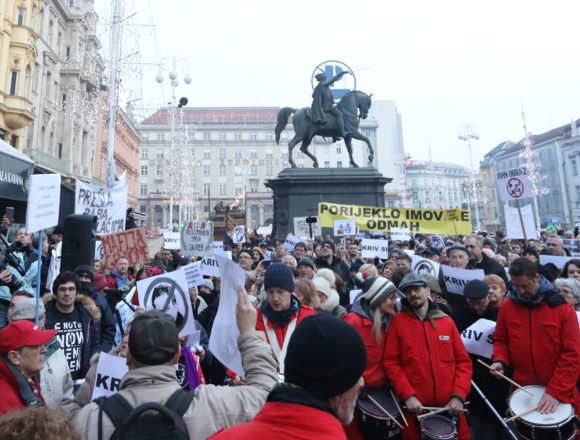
[311,71,351,138]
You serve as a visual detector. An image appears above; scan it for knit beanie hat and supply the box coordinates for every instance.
[363,276,398,308]
[264,262,295,292]
[284,314,366,399]
[316,268,336,286]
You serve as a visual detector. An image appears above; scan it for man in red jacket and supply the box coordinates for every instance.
[210,314,367,439]
[256,262,315,375]
[490,257,580,414]
[0,320,56,415]
[383,273,472,440]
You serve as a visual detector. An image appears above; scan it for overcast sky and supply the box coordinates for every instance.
[98,0,580,168]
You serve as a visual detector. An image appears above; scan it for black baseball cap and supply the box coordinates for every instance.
[129,310,179,366]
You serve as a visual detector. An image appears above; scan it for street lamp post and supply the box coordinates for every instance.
[155,57,191,230]
[459,127,481,231]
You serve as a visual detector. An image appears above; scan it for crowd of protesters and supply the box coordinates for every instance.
[0,214,580,439]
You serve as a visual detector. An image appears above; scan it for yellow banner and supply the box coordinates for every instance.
[318,202,472,235]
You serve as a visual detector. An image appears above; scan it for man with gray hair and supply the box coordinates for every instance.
[546,235,569,256]
[464,235,509,286]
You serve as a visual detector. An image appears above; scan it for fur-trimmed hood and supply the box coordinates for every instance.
[42,293,102,321]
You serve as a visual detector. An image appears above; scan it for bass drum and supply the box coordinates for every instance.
[419,415,457,440]
[508,385,576,440]
[356,388,402,439]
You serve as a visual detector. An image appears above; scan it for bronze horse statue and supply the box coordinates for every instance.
[275,90,374,168]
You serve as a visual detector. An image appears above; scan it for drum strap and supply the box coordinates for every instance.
[262,314,297,374]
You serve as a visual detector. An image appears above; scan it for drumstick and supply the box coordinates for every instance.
[417,407,448,420]
[422,406,469,411]
[505,406,538,422]
[389,388,409,427]
[364,393,406,430]
[476,359,533,396]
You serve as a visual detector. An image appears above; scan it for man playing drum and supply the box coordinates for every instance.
[490,258,580,415]
[383,273,472,439]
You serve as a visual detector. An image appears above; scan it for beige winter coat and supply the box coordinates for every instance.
[72,331,278,440]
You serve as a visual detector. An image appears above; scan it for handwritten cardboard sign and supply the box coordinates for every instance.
[101,227,149,270]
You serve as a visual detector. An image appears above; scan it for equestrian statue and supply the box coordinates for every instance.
[275,70,373,168]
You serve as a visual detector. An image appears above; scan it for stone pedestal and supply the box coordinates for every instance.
[265,167,392,239]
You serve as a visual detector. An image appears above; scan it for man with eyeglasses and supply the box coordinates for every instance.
[44,272,101,380]
[0,320,56,415]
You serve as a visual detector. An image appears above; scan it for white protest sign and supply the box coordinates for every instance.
[563,239,580,254]
[26,174,61,233]
[391,227,411,242]
[201,256,221,277]
[505,204,538,239]
[264,250,272,260]
[91,352,129,401]
[211,241,225,255]
[496,167,533,201]
[75,180,128,234]
[412,255,441,278]
[293,216,322,238]
[539,255,573,270]
[334,219,356,236]
[182,261,203,288]
[350,289,362,304]
[181,221,213,257]
[284,233,299,252]
[233,225,246,244]
[163,232,181,250]
[209,254,246,378]
[461,319,496,359]
[441,265,485,295]
[137,270,196,337]
[361,239,389,259]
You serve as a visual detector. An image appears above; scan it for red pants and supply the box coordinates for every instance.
[401,409,470,440]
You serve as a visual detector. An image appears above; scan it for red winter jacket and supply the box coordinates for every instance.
[209,401,346,440]
[0,358,44,416]
[492,291,580,408]
[342,311,386,389]
[383,301,472,407]
[256,304,316,348]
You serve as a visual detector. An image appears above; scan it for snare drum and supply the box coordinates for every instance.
[356,388,402,439]
[508,385,576,440]
[419,415,457,440]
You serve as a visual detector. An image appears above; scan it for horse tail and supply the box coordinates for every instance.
[275,107,296,144]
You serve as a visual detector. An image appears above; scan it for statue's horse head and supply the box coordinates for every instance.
[339,90,373,120]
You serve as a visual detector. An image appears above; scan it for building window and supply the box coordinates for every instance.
[157,133,164,141]
[324,161,330,168]
[17,9,26,26]
[337,161,343,168]
[250,179,258,192]
[156,150,164,158]
[249,133,257,141]
[203,132,211,141]
[235,166,242,176]
[265,148,273,159]
[336,146,342,154]
[140,184,147,196]
[234,133,241,141]
[140,165,148,176]
[203,183,210,196]
[266,164,273,176]
[572,158,578,176]
[156,165,162,176]
[219,133,226,141]
[203,149,211,159]
[219,148,226,159]
[9,72,18,95]
[250,149,257,159]
[250,164,258,176]
[203,165,210,176]
[266,133,273,141]
[235,185,243,195]
[140,148,148,159]
[219,164,226,176]
[219,183,226,195]
[235,148,242,159]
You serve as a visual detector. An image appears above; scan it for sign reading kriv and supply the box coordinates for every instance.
[412,255,440,278]
[361,239,389,259]
[181,221,213,257]
[293,216,322,238]
[163,232,181,250]
[101,228,150,270]
[318,202,471,235]
[26,174,61,233]
[137,270,196,338]
[334,219,356,236]
[496,167,533,201]
[201,256,221,277]
[461,319,496,359]
[284,233,300,252]
[390,227,411,242]
[441,265,485,295]
[75,180,128,234]
[91,352,129,401]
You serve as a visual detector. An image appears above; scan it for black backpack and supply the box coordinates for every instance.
[95,388,194,440]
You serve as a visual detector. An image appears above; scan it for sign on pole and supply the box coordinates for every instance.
[293,216,322,238]
[26,174,61,233]
[334,219,356,236]
[496,167,533,202]
[181,221,213,257]
[505,204,537,240]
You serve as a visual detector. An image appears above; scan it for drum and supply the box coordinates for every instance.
[508,385,576,440]
[357,388,402,439]
[419,415,457,440]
